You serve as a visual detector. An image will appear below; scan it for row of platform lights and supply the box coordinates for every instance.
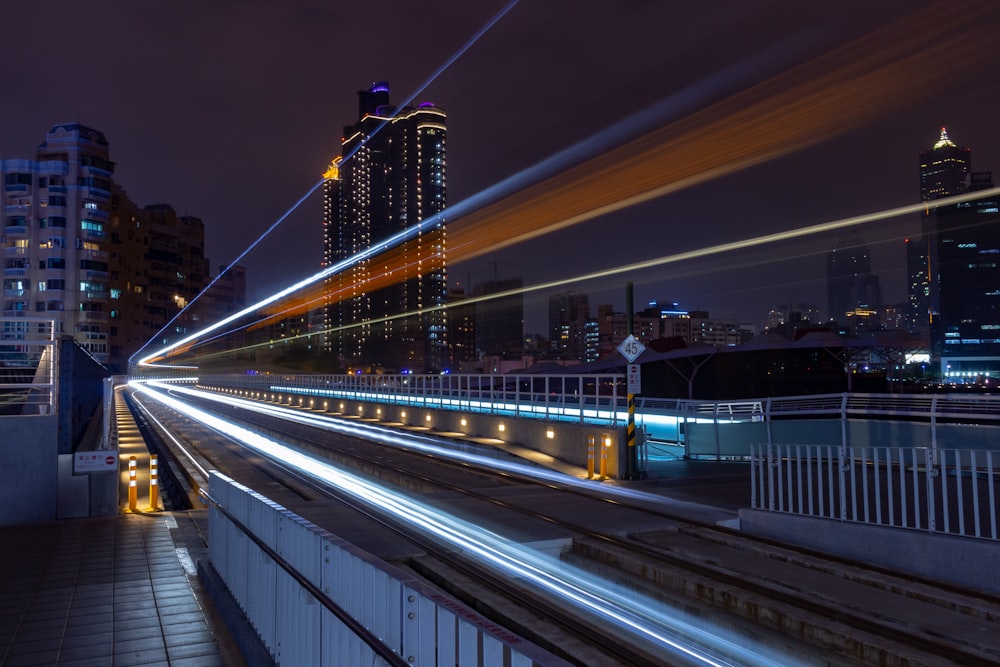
[206,386,613,479]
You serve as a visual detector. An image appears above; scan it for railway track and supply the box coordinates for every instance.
[130,383,1000,666]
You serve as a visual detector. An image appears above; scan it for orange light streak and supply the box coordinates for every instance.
[167,3,998,364]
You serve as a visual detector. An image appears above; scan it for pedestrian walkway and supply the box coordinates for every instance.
[0,512,228,666]
[0,385,236,666]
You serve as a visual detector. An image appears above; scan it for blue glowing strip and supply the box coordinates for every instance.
[265,384,722,430]
[135,381,795,666]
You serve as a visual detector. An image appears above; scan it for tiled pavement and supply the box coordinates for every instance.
[0,512,228,667]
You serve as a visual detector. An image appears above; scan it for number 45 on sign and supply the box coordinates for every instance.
[617,334,645,363]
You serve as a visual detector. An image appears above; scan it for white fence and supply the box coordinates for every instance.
[750,443,1000,540]
[207,472,568,666]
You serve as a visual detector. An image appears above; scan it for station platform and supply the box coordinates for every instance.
[0,387,237,667]
[0,512,232,666]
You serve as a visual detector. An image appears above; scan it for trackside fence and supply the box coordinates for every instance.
[200,372,625,426]
[206,472,569,667]
[750,443,1000,541]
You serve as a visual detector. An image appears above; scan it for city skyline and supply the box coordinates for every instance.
[2,2,998,337]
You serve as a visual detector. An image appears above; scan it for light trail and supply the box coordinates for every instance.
[129,390,210,480]
[132,0,521,367]
[136,3,999,367]
[136,380,800,666]
[168,186,1000,365]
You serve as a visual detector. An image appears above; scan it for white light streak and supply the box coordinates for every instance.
[134,380,799,666]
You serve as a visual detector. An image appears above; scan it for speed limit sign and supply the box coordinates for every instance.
[617,334,645,363]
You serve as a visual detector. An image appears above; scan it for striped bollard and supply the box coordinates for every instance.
[128,456,137,512]
[587,435,595,479]
[148,455,159,511]
[599,435,609,480]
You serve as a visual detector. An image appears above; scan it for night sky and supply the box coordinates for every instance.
[3,1,998,334]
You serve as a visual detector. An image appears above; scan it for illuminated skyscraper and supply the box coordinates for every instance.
[323,82,448,372]
[907,128,971,334]
[935,172,1000,380]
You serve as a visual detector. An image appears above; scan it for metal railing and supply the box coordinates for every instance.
[0,318,57,415]
[200,372,626,426]
[207,472,567,666]
[751,443,1000,541]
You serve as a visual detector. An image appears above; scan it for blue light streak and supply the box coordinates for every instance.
[135,380,799,666]
[133,1,522,367]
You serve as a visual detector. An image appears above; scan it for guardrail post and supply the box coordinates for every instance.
[148,454,159,511]
[599,434,609,480]
[128,455,137,512]
[587,435,595,479]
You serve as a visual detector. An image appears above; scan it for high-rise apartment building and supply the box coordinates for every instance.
[323,82,449,372]
[2,124,114,362]
[110,202,211,370]
[1,123,222,372]
[908,128,971,335]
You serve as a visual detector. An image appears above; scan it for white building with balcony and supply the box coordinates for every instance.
[1,124,113,361]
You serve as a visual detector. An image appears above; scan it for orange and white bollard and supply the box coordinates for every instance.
[148,455,159,511]
[599,435,609,481]
[587,435,595,479]
[128,455,137,512]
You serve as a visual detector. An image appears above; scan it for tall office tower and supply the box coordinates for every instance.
[826,232,881,328]
[934,172,1000,380]
[549,290,590,361]
[908,128,971,334]
[1,124,115,362]
[474,278,524,360]
[323,82,449,372]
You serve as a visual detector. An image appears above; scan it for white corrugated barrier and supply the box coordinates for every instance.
[207,471,566,666]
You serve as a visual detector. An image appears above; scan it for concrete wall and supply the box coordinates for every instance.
[738,508,1000,596]
[0,415,58,525]
[278,394,624,476]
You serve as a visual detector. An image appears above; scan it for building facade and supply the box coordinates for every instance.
[934,172,1000,380]
[908,127,971,335]
[323,82,449,372]
[2,124,114,362]
[826,231,881,328]
[1,123,223,372]
[474,277,523,360]
[549,290,590,361]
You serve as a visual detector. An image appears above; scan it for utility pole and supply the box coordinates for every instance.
[624,282,640,480]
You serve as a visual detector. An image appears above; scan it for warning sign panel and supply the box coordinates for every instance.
[74,451,118,473]
[627,364,641,394]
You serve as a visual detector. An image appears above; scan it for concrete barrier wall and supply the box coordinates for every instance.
[738,508,1000,596]
[0,415,58,526]
[688,418,1000,457]
[277,394,624,477]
